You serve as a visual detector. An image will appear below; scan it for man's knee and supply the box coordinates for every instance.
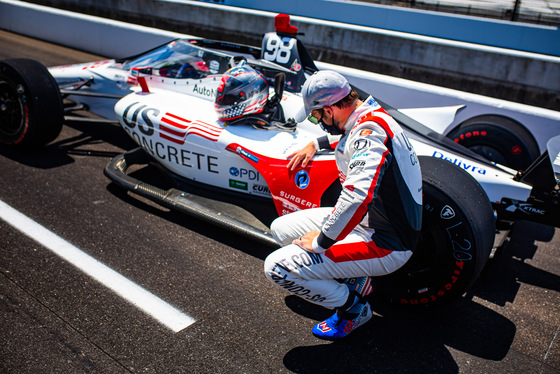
[263,252,277,281]
[270,216,293,246]
[263,248,287,282]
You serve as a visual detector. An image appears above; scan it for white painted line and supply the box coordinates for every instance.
[0,199,195,332]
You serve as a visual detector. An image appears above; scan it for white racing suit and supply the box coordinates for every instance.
[264,96,423,308]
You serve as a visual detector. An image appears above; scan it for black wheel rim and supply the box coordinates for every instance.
[468,144,508,165]
[0,80,25,137]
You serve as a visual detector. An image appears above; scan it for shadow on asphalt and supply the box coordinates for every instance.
[471,220,559,306]
[0,119,135,169]
[280,219,560,373]
[282,296,514,373]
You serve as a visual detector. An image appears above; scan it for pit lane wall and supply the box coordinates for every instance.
[2,0,560,112]
[1,0,559,154]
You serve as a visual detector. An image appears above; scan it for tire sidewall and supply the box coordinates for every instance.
[372,157,494,307]
[448,117,538,170]
[0,59,63,148]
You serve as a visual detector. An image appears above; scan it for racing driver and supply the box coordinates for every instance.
[264,70,423,340]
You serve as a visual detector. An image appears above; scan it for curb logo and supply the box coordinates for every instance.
[441,205,455,219]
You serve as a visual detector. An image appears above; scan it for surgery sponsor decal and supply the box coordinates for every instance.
[432,151,487,174]
[279,191,318,209]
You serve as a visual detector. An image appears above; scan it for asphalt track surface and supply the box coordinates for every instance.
[0,30,559,373]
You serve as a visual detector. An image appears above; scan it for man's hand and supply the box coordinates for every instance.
[292,230,320,253]
[287,141,316,171]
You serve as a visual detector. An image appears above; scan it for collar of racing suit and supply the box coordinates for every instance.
[342,96,380,135]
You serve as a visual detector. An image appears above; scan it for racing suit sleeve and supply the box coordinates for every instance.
[314,134,341,151]
[313,119,392,252]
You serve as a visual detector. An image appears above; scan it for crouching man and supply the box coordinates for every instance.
[264,71,423,340]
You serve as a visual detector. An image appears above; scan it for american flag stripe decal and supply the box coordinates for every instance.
[159,112,222,145]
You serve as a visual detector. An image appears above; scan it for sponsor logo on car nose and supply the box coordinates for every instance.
[229,167,260,180]
[295,170,309,189]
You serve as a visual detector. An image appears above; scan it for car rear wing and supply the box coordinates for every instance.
[496,135,560,227]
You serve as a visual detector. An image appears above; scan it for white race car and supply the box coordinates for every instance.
[1,14,558,308]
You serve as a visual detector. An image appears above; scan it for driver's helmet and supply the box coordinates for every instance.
[215,65,269,121]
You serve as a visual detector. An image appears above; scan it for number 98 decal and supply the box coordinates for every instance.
[263,35,296,64]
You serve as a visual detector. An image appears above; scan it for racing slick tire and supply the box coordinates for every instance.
[372,156,495,308]
[447,115,539,170]
[0,59,64,148]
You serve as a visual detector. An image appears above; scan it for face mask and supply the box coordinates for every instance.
[307,110,345,136]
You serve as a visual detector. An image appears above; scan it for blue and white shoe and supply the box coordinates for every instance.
[343,277,373,297]
[312,296,372,340]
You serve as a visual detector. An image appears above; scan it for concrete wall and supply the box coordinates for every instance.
[205,0,560,56]
[3,0,560,111]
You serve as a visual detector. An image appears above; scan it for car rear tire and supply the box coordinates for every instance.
[0,59,63,148]
[447,115,539,170]
[372,156,495,308]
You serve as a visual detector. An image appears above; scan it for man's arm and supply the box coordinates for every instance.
[286,134,341,170]
[287,141,317,171]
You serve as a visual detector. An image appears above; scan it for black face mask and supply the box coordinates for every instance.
[308,109,345,136]
[319,121,345,136]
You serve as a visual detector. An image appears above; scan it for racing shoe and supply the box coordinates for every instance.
[343,276,373,297]
[312,294,372,340]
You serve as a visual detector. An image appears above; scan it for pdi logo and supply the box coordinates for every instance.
[229,167,260,181]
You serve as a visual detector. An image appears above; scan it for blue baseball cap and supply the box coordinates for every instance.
[295,70,351,122]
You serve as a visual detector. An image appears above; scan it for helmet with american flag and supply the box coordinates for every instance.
[215,64,269,121]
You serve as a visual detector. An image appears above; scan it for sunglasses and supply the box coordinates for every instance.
[307,108,325,125]
[307,113,319,125]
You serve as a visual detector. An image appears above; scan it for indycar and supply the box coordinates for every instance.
[0,14,559,308]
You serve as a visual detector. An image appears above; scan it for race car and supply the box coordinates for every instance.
[1,14,559,308]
